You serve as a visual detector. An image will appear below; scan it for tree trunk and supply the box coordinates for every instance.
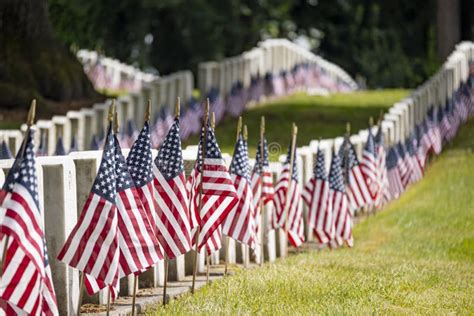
[0,0,100,114]
[436,0,461,60]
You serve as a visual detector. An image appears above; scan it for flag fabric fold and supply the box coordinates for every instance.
[151,118,193,259]
[272,143,304,247]
[0,129,59,315]
[222,133,256,249]
[302,149,334,244]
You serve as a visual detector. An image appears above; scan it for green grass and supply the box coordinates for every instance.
[149,119,474,315]
[183,89,409,159]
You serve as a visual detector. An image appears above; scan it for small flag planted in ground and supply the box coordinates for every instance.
[152,117,193,259]
[0,140,12,159]
[302,148,334,244]
[58,124,120,297]
[360,129,379,203]
[187,118,238,254]
[0,128,59,315]
[222,130,256,249]
[339,137,372,211]
[272,138,304,248]
[328,151,353,247]
[54,135,67,156]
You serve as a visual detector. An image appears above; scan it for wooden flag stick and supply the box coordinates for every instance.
[225,117,243,276]
[191,99,210,294]
[206,252,210,283]
[283,123,298,235]
[211,112,216,130]
[77,271,84,316]
[145,99,152,122]
[259,116,265,266]
[131,275,138,314]
[175,97,181,118]
[106,289,111,316]
[0,99,36,277]
[162,255,169,305]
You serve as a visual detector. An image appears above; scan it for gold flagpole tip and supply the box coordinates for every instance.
[292,123,298,135]
[243,125,248,141]
[113,110,119,134]
[236,116,242,140]
[27,99,37,127]
[205,98,210,113]
[175,97,181,118]
[108,100,116,122]
[211,112,216,129]
[346,122,351,134]
[145,99,151,122]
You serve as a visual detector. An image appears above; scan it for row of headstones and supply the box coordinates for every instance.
[77,49,158,93]
[0,39,357,157]
[198,38,357,97]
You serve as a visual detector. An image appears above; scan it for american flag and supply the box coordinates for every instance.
[427,108,442,155]
[222,133,256,249]
[0,140,12,159]
[187,121,238,254]
[328,151,353,247]
[58,125,120,297]
[405,134,423,183]
[0,129,59,315]
[112,135,162,274]
[415,123,430,169]
[438,105,451,142]
[386,147,404,200]
[250,138,274,243]
[302,149,334,244]
[396,142,413,188]
[151,118,193,259]
[272,143,304,247]
[127,121,159,238]
[374,127,389,207]
[90,134,100,151]
[339,137,372,211]
[54,136,66,156]
[84,134,164,298]
[37,131,48,157]
[360,129,379,202]
[70,135,78,153]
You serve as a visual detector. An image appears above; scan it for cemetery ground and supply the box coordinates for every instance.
[149,119,474,314]
[183,89,409,159]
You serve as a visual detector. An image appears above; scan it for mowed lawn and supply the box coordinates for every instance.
[183,89,409,159]
[149,119,474,314]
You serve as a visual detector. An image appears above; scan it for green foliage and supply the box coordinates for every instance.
[47,0,448,88]
[183,89,409,159]
[147,119,474,315]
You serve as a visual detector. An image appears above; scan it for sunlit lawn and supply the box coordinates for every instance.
[149,118,474,315]
[183,89,410,159]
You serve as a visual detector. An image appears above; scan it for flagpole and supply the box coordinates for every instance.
[259,116,265,266]
[162,97,180,304]
[0,99,36,276]
[191,99,210,294]
[130,275,138,314]
[283,123,298,237]
[206,112,216,284]
[225,116,242,276]
[242,124,250,268]
[106,288,111,316]
[77,272,84,316]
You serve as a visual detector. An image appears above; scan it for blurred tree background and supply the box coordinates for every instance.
[0,0,472,113]
[48,0,473,89]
